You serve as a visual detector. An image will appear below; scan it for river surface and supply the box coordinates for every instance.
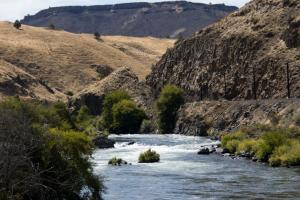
[92,134,300,200]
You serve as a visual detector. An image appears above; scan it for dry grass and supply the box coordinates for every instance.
[0,21,174,98]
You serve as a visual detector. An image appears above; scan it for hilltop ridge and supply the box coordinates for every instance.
[21,1,237,38]
[0,21,174,101]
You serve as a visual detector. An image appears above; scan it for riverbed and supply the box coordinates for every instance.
[92,134,300,200]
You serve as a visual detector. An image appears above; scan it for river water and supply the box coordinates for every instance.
[92,134,300,200]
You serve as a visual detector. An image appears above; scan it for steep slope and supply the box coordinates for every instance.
[0,59,65,101]
[147,0,300,100]
[72,67,153,115]
[0,21,174,100]
[21,1,237,38]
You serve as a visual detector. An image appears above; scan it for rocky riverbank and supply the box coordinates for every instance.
[175,99,300,138]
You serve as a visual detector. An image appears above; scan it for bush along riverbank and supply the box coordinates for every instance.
[220,125,300,167]
[0,98,104,200]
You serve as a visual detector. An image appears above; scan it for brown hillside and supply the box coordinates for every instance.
[147,0,300,100]
[0,21,174,100]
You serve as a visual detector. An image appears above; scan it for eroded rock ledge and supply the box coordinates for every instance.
[175,99,300,137]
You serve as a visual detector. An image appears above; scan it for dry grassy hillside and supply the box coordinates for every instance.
[0,21,174,100]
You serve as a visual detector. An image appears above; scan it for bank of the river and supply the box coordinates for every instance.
[92,134,300,200]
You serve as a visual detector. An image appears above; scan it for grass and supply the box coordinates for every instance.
[138,149,160,163]
[221,125,300,167]
[0,21,174,100]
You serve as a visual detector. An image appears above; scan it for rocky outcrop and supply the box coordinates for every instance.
[93,136,115,149]
[176,99,300,138]
[22,2,237,38]
[147,0,300,100]
[71,67,153,115]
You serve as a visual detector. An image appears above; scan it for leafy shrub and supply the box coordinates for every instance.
[226,140,240,153]
[140,119,156,133]
[237,139,256,153]
[48,23,55,30]
[269,140,300,167]
[221,126,300,167]
[157,85,184,134]
[13,20,21,29]
[94,32,101,40]
[111,99,146,134]
[102,90,131,129]
[0,98,103,200]
[108,157,127,166]
[139,149,160,163]
[221,131,246,148]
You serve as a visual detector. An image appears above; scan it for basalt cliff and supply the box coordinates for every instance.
[21,1,237,38]
[147,0,300,101]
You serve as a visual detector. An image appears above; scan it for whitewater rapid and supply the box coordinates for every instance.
[92,134,300,200]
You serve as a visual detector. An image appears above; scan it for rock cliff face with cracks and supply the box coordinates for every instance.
[147,0,300,101]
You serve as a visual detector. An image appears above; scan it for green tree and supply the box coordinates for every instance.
[111,99,146,134]
[49,23,55,30]
[0,98,103,200]
[102,90,131,129]
[13,20,21,29]
[94,32,101,40]
[157,85,184,134]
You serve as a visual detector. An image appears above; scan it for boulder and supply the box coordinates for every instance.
[93,136,115,149]
[197,147,210,155]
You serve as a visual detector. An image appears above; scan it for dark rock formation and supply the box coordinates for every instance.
[21,1,237,38]
[197,147,210,155]
[174,115,208,136]
[147,0,300,100]
[93,136,115,149]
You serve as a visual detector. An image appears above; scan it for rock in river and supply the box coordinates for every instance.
[197,147,210,155]
[93,136,115,149]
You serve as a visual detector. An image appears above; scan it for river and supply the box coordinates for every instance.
[92,134,300,200]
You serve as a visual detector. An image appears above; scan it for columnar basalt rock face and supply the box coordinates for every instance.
[147,0,300,101]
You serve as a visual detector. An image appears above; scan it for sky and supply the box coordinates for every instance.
[0,0,250,21]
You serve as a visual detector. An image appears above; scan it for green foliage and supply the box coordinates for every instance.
[140,120,156,133]
[45,128,102,199]
[269,140,300,167]
[102,90,131,129]
[221,131,246,148]
[14,20,21,29]
[111,99,146,134]
[226,140,240,153]
[49,23,55,30]
[157,85,184,134]
[94,32,101,40]
[108,157,125,166]
[237,139,256,153]
[138,149,160,163]
[221,125,300,167]
[0,98,103,199]
[0,98,74,130]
